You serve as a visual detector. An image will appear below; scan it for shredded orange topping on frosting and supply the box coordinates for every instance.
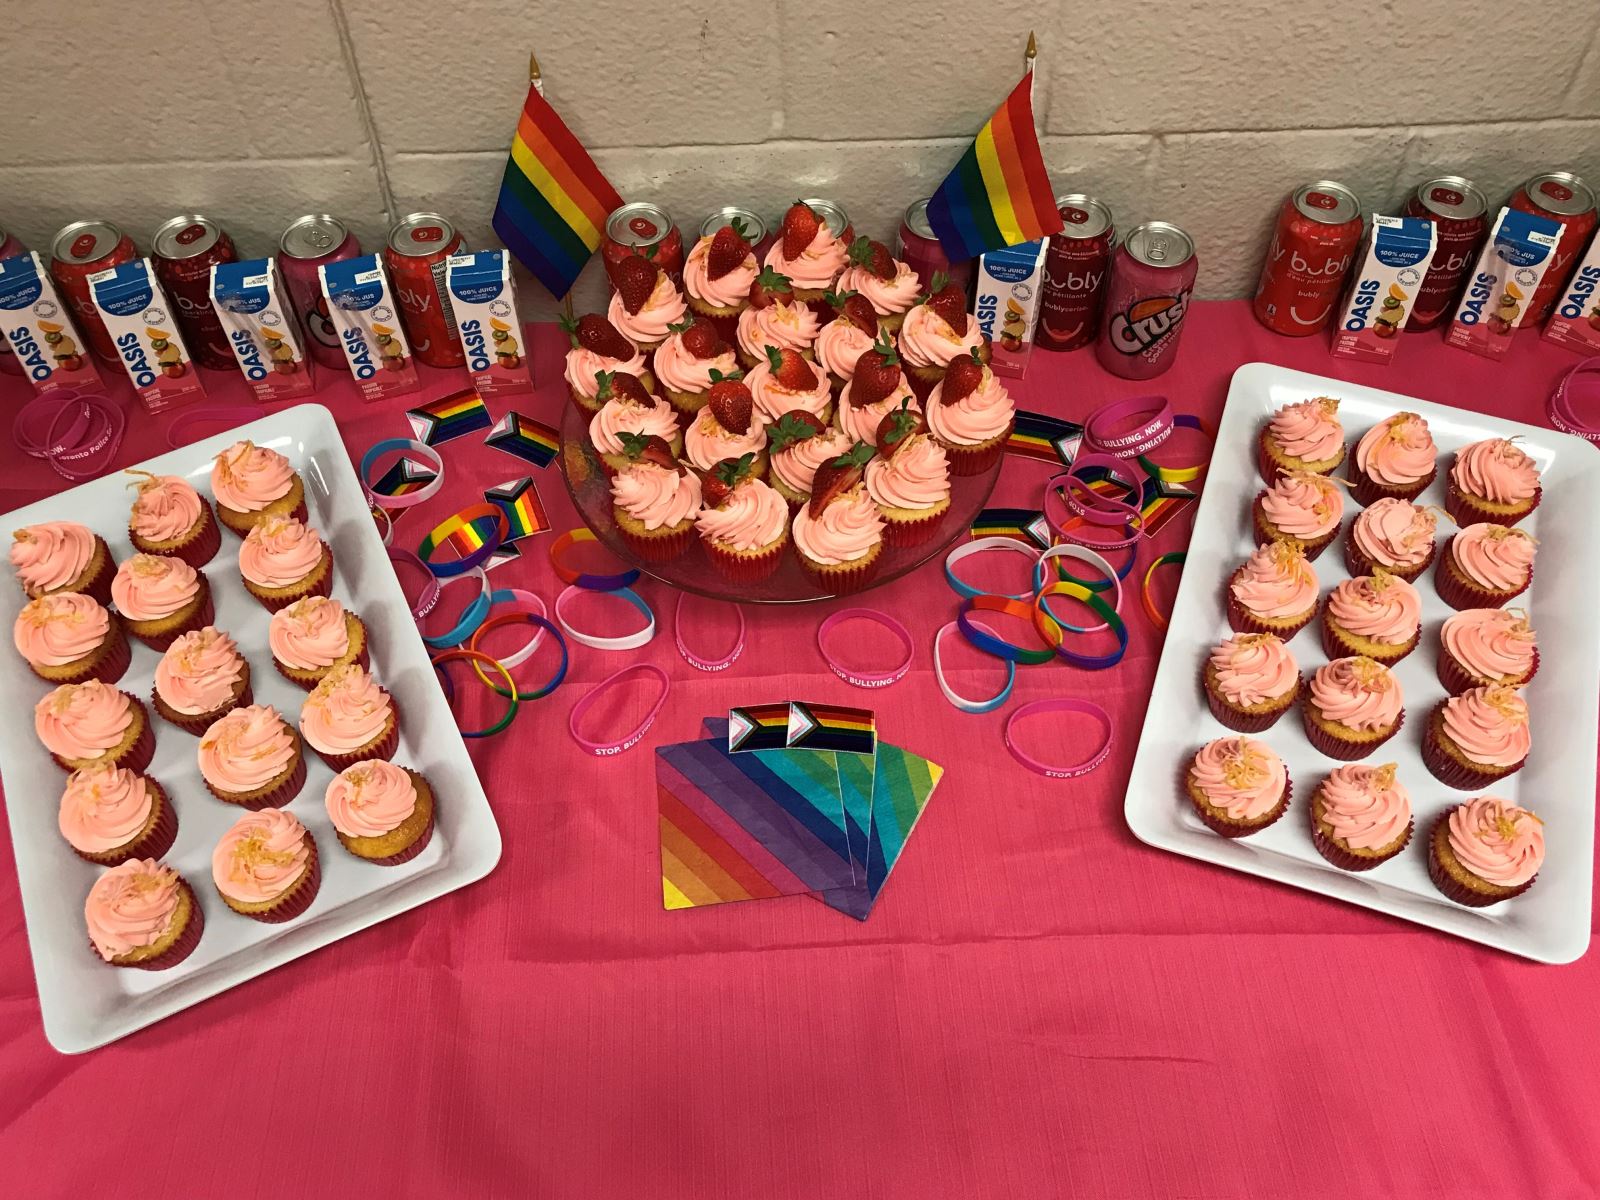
[1484,525,1537,547]
[1386,412,1423,440]
[1349,656,1392,690]
[129,555,171,578]
[1484,685,1529,724]
[124,468,162,493]
[1221,740,1266,788]
[232,833,298,871]
[1265,539,1312,581]
[1372,763,1398,790]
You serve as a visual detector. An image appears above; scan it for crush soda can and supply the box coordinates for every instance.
[1508,170,1598,325]
[1096,222,1198,380]
[1329,216,1436,365]
[151,214,237,370]
[88,258,207,413]
[446,249,532,401]
[601,202,684,287]
[1037,194,1115,352]
[279,214,361,370]
[319,254,420,402]
[1445,208,1562,362]
[1403,176,1489,331]
[50,219,137,363]
[384,212,465,368]
[0,252,102,394]
[211,259,315,403]
[1542,232,1600,354]
[1253,181,1363,336]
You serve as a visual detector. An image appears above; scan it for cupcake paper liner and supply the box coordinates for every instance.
[1188,768,1292,839]
[942,432,1008,478]
[110,879,205,971]
[1427,816,1535,907]
[1225,589,1314,640]
[1252,495,1337,561]
[618,523,693,563]
[905,365,941,402]
[1420,706,1525,789]
[132,504,222,570]
[74,781,179,866]
[800,549,882,597]
[881,508,949,548]
[1437,646,1539,696]
[1256,426,1344,487]
[685,293,743,345]
[218,498,309,538]
[127,576,215,652]
[1319,605,1418,666]
[1300,699,1403,762]
[347,808,436,867]
[312,709,400,774]
[1434,537,1531,611]
[1309,800,1411,873]
[1444,476,1540,529]
[1343,537,1433,584]
[36,617,133,687]
[1203,675,1298,734]
[226,837,322,924]
[706,539,785,582]
[1348,461,1435,508]
[246,546,335,614]
[206,749,307,811]
[76,542,117,607]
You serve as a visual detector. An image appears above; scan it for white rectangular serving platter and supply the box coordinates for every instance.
[0,403,501,1052]
[1125,363,1598,964]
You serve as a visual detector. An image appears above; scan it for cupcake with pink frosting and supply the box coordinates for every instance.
[1258,396,1345,484]
[1310,763,1413,872]
[212,808,320,923]
[300,663,398,773]
[198,703,305,810]
[684,221,759,341]
[36,680,154,775]
[792,443,884,595]
[587,369,682,475]
[1184,735,1290,838]
[13,591,129,685]
[747,345,833,428]
[836,335,920,445]
[1447,437,1541,527]
[925,349,1014,477]
[210,441,305,537]
[684,381,769,476]
[1301,656,1404,761]
[696,460,790,582]
[560,312,653,414]
[1226,541,1318,639]
[766,413,852,509]
[111,552,213,651]
[1439,608,1537,695]
[1202,632,1300,733]
[837,237,921,335]
[59,764,178,866]
[1252,471,1345,560]
[325,760,436,866]
[1422,684,1530,790]
[651,317,740,423]
[764,202,849,321]
[11,521,115,605]
[1348,412,1436,506]
[865,422,950,548]
[1428,796,1544,907]
[126,470,219,568]
[610,457,702,563]
[736,271,821,370]
[1344,497,1437,582]
[84,858,203,971]
[813,292,881,392]
[268,595,368,690]
[152,626,252,735]
[896,276,990,399]
[1320,571,1422,665]
[1435,522,1535,610]
[605,257,687,352]
[238,516,332,612]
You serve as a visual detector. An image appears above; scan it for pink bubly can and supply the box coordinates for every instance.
[279,214,360,369]
[1095,222,1198,380]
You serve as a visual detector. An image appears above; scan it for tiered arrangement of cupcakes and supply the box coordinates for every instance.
[10,441,437,972]
[563,202,1012,594]
[1188,397,1544,908]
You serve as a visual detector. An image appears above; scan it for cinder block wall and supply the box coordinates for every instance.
[4,0,1597,321]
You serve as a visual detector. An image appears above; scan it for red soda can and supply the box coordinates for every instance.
[49,219,136,364]
[601,202,684,288]
[797,197,854,246]
[700,207,772,261]
[1403,175,1489,331]
[0,224,25,376]
[279,213,360,370]
[384,212,466,369]
[1253,181,1363,335]
[1037,194,1115,352]
[898,198,974,295]
[1508,170,1598,325]
[151,214,237,370]
[1096,221,1198,380]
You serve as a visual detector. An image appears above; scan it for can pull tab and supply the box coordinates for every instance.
[1147,236,1169,263]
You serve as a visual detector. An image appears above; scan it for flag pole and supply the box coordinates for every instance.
[530,47,577,319]
[1024,30,1036,74]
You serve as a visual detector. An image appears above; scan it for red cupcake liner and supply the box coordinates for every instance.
[117,705,156,776]
[74,781,179,866]
[361,808,436,867]
[1319,603,1418,666]
[1225,589,1314,640]
[1309,803,1412,872]
[1189,768,1292,839]
[882,508,949,548]
[1256,426,1344,487]
[943,432,1008,478]
[618,523,692,563]
[110,879,205,971]
[801,552,882,597]
[313,711,400,774]
[1427,816,1535,907]
[127,576,215,652]
[229,837,322,924]
[41,617,132,687]
[1343,537,1433,583]
[905,366,939,402]
[206,750,307,811]
[1251,494,1336,561]
[1444,476,1540,529]
[705,539,784,582]
[1348,461,1434,508]
[132,504,222,570]
[1434,537,1531,611]
[1437,645,1539,696]
[1300,698,1403,761]
[246,546,335,614]
[77,541,116,607]
[1203,676,1298,733]
[1420,706,1525,789]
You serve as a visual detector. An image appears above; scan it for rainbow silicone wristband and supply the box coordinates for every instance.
[674,593,746,672]
[360,438,445,509]
[933,619,1016,714]
[1032,582,1129,669]
[1142,552,1187,631]
[430,648,520,738]
[475,589,550,667]
[958,595,1058,665]
[569,663,670,757]
[469,612,568,701]
[945,536,1045,600]
[1003,698,1113,778]
[387,547,442,619]
[549,528,642,591]
[419,568,491,648]
[1138,414,1212,484]
[417,504,509,578]
[817,608,915,688]
[555,583,656,650]
[1030,545,1123,634]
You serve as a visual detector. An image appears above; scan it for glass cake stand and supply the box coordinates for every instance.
[558,403,1003,603]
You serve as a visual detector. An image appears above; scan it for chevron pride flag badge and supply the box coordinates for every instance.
[727,703,792,753]
[485,410,559,469]
[406,389,492,445]
[1005,411,1083,465]
[787,701,876,756]
[483,477,549,542]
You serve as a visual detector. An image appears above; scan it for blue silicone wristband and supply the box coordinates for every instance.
[420,571,491,648]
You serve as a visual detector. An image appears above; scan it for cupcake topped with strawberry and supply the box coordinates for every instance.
[609,436,702,563]
[837,237,921,334]
[561,312,651,413]
[735,268,820,369]
[866,400,951,547]
[605,255,687,352]
[683,220,759,338]
[653,316,740,421]
[924,347,1015,476]
[897,273,989,398]
[814,291,880,390]
[763,201,848,318]
[766,410,854,508]
[837,335,919,444]
[684,376,769,475]
[792,441,885,594]
[588,369,682,474]
[695,454,790,582]
[747,344,833,427]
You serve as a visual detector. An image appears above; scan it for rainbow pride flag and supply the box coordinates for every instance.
[492,82,623,299]
[926,74,1063,261]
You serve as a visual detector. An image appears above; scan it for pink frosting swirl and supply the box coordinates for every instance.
[198,704,295,794]
[211,441,293,512]
[837,262,920,316]
[128,472,203,542]
[239,517,325,589]
[1327,573,1422,644]
[1267,397,1344,462]
[1452,438,1539,504]
[1188,736,1286,820]
[111,553,201,621]
[564,343,647,400]
[1207,633,1298,706]
[606,273,687,345]
[611,463,702,531]
[836,382,919,444]
[59,765,155,854]
[685,409,768,472]
[1447,797,1544,887]
[300,664,392,756]
[588,395,680,455]
[1355,412,1436,486]
[1450,524,1536,592]
[212,809,312,904]
[791,489,883,565]
[865,435,950,510]
[746,357,831,424]
[1441,686,1530,767]
[1309,657,1402,732]
[772,428,854,495]
[1442,608,1536,683]
[35,681,133,762]
[696,478,789,552]
[736,302,820,360]
[325,760,418,838]
[1260,473,1343,539]
[652,331,738,394]
[925,371,1014,446]
[814,317,874,381]
[684,234,757,309]
[155,626,245,715]
[13,592,110,666]
[897,304,984,369]
[1351,499,1436,569]
[763,224,848,290]
[268,596,351,671]
[85,858,182,961]
[1318,763,1411,850]
[1229,542,1317,619]
[11,522,94,593]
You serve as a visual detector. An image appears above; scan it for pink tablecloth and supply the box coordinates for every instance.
[1,301,1597,1198]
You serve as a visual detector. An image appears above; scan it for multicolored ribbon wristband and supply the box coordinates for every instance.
[569,663,670,757]
[958,595,1058,665]
[418,568,490,648]
[555,584,656,650]
[430,648,520,738]
[1032,582,1129,669]
[1142,552,1187,631]
[817,608,914,688]
[1030,545,1122,633]
[360,438,445,508]
[417,503,509,578]
[933,619,1015,713]
[944,536,1045,600]
[1003,698,1114,778]
[674,594,746,671]
[548,528,642,591]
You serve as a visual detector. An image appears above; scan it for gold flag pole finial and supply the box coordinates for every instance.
[528,50,542,84]
[1025,31,1037,73]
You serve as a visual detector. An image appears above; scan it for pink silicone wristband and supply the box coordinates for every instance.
[1549,357,1600,442]
[674,593,746,672]
[1083,394,1173,455]
[387,547,443,618]
[1003,698,1114,779]
[165,405,268,448]
[568,663,670,757]
[816,607,914,689]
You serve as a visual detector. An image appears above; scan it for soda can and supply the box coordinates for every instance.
[0,224,26,376]
[1403,176,1490,332]
[151,214,238,370]
[1096,221,1198,380]
[384,212,466,369]
[49,219,137,363]
[601,202,684,287]
[1508,170,1598,325]
[796,197,854,245]
[897,198,974,296]
[279,214,361,370]
[1037,194,1115,352]
[1253,181,1363,336]
[700,207,772,261]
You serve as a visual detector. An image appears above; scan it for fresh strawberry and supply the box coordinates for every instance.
[706,224,751,281]
[610,255,660,316]
[849,334,902,407]
[766,410,826,455]
[808,440,875,517]
[700,454,757,507]
[848,236,896,281]
[780,201,821,261]
[672,317,723,360]
[875,397,923,459]
[840,293,880,338]
[595,369,653,407]
[617,431,683,474]
[939,346,986,405]
[748,266,794,310]
[707,377,754,435]
[765,344,817,391]
[560,312,636,360]
[926,274,968,334]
